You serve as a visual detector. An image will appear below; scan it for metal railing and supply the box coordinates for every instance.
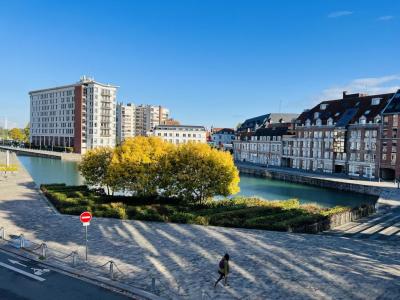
[0,226,186,299]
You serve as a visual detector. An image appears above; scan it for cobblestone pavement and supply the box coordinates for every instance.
[0,157,399,299]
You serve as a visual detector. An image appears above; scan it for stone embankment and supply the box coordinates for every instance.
[0,146,81,161]
[236,162,399,196]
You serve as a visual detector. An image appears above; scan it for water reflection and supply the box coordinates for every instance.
[17,155,376,208]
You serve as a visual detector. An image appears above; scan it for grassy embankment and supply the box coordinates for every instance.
[40,184,358,232]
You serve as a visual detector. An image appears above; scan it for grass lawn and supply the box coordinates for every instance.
[41,184,359,233]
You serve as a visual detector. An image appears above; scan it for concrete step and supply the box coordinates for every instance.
[369,221,400,240]
[352,215,400,238]
[340,212,400,235]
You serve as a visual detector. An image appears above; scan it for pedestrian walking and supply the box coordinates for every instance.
[214,253,230,287]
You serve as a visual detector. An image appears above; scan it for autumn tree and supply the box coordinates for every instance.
[159,143,240,204]
[78,147,116,195]
[24,123,30,143]
[109,136,172,196]
[8,128,25,141]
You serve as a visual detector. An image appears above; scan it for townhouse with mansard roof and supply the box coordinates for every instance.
[233,90,400,181]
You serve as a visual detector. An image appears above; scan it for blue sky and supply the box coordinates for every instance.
[0,0,399,128]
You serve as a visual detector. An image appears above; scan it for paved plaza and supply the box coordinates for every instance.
[0,155,399,299]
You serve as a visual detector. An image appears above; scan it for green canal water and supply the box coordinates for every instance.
[17,155,377,208]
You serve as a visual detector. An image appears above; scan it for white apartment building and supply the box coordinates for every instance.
[135,105,169,136]
[153,125,207,144]
[29,76,118,153]
[116,103,135,144]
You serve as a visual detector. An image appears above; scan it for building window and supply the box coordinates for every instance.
[371,98,381,105]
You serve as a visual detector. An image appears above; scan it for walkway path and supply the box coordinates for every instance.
[0,146,81,161]
[0,157,399,299]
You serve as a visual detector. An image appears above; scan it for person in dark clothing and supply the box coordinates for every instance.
[214,253,230,287]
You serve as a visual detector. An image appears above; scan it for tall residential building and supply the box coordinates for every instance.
[116,103,135,144]
[153,125,207,144]
[29,76,118,154]
[134,105,169,136]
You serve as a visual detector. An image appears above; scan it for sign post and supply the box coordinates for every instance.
[80,211,92,261]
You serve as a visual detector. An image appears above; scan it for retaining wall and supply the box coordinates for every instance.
[238,165,383,196]
[292,204,376,233]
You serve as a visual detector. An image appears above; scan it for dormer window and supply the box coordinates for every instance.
[372,98,381,105]
[320,104,328,110]
[316,118,322,126]
[359,116,367,124]
[365,110,370,115]
[314,112,319,119]
[305,119,311,126]
[327,118,333,125]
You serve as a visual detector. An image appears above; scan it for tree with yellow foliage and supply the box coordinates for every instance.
[109,136,172,196]
[78,147,116,195]
[8,128,25,142]
[159,142,240,204]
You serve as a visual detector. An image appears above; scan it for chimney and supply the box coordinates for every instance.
[343,91,347,98]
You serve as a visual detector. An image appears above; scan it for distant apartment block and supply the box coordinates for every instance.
[153,125,207,144]
[135,104,169,136]
[116,103,135,144]
[29,76,118,153]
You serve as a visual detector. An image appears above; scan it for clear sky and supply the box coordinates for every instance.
[0,0,399,128]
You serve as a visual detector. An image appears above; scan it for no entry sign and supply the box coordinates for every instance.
[80,211,92,226]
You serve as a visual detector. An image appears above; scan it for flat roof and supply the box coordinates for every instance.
[29,79,119,94]
[155,125,206,129]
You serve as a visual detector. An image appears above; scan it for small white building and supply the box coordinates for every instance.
[153,125,207,144]
[211,128,235,147]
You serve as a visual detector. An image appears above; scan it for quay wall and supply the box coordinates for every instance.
[237,165,383,196]
[0,146,81,161]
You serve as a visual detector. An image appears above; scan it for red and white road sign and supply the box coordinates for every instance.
[80,211,92,226]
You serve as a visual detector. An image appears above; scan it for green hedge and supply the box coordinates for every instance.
[40,184,363,233]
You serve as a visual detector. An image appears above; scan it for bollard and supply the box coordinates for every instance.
[72,251,78,266]
[109,261,114,280]
[201,289,206,300]
[151,277,156,292]
[0,227,4,239]
[41,243,47,259]
[19,234,24,248]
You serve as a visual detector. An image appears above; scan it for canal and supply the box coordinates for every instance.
[17,155,376,208]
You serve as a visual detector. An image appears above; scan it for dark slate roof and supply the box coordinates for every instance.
[254,127,289,137]
[237,114,269,132]
[212,128,235,134]
[238,113,298,132]
[237,125,292,141]
[383,90,400,114]
[296,92,395,127]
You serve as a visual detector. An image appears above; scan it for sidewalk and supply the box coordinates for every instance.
[0,158,399,299]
